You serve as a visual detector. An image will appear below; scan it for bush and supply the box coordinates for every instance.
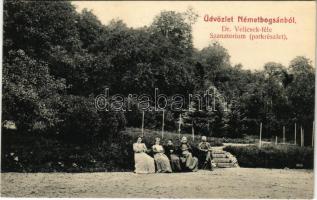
[221,135,258,144]
[57,95,101,142]
[99,111,126,141]
[1,131,134,172]
[224,144,314,169]
[3,50,66,134]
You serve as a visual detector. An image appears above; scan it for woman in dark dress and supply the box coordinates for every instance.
[164,139,182,172]
[179,136,198,172]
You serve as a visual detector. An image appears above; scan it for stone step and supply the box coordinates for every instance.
[217,163,235,168]
[213,158,232,163]
[212,154,227,158]
[212,150,226,154]
[210,149,239,168]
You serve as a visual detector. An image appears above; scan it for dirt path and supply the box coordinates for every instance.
[1,168,313,198]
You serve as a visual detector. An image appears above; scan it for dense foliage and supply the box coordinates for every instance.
[224,144,314,169]
[2,130,134,172]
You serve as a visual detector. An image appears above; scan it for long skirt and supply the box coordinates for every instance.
[170,154,182,172]
[180,151,198,172]
[134,152,155,174]
[154,153,172,173]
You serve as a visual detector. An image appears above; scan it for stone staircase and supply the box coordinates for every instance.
[211,149,239,168]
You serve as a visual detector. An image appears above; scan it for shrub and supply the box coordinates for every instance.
[99,111,126,141]
[224,144,313,169]
[3,50,66,134]
[1,131,134,172]
[58,95,101,143]
[221,136,258,144]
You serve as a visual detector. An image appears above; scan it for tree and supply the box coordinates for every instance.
[150,10,195,58]
[262,62,289,136]
[76,8,104,50]
[286,57,315,144]
[2,50,66,133]
[194,42,231,91]
[4,1,80,59]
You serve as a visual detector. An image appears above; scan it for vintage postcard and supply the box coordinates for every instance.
[1,0,315,198]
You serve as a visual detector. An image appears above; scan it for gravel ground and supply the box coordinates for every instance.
[1,168,314,198]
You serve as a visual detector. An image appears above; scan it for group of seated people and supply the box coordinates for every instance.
[133,135,215,174]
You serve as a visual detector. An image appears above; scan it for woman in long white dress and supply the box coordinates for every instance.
[152,137,172,173]
[133,136,155,174]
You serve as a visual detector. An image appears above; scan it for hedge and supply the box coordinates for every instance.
[224,144,314,169]
[1,132,134,172]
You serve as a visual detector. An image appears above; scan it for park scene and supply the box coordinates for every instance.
[1,1,315,198]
